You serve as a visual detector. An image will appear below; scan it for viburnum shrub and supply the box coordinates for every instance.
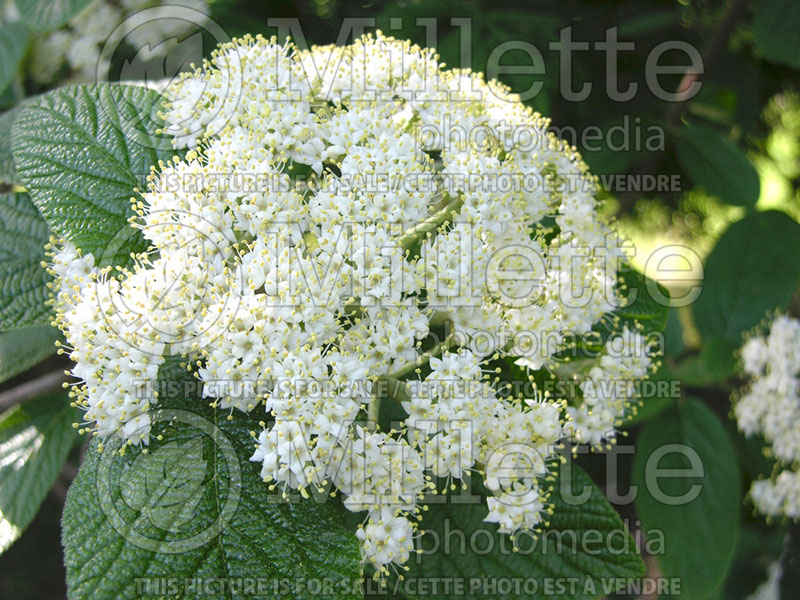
[46,33,657,574]
[9,1,800,597]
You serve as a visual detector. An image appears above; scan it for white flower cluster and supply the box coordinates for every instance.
[735,315,800,519]
[51,33,656,573]
[2,0,208,84]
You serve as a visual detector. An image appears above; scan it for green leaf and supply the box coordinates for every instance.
[0,392,77,553]
[663,309,685,358]
[753,0,800,69]
[62,360,362,600]
[0,22,28,96]
[669,338,738,387]
[581,115,662,178]
[624,395,672,427]
[607,264,669,335]
[622,363,677,427]
[120,437,207,532]
[693,210,800,344]
[1,100,35,184]
[551,265,668,365]
[14,0,93,32]
[0,192,53,330]
[633,398,741,599]
[400,464,644,600]
[616,9,679,38]
[0,325,58,384]
[676,123,760,208]
[700,337,737,382]
[12,83,178,266]
[0,108,18,183]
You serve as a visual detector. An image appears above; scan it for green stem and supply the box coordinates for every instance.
[396,195,464,250]
[380,376,413,405]
[367,394,379,430]
[388,331,456,381]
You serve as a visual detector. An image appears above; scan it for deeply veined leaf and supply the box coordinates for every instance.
[0,109,17,183]
[0,393,78,553]
[0,99,36,184]
[12,83,179,267]
[0,192,53,330]
[0,325,58,385]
